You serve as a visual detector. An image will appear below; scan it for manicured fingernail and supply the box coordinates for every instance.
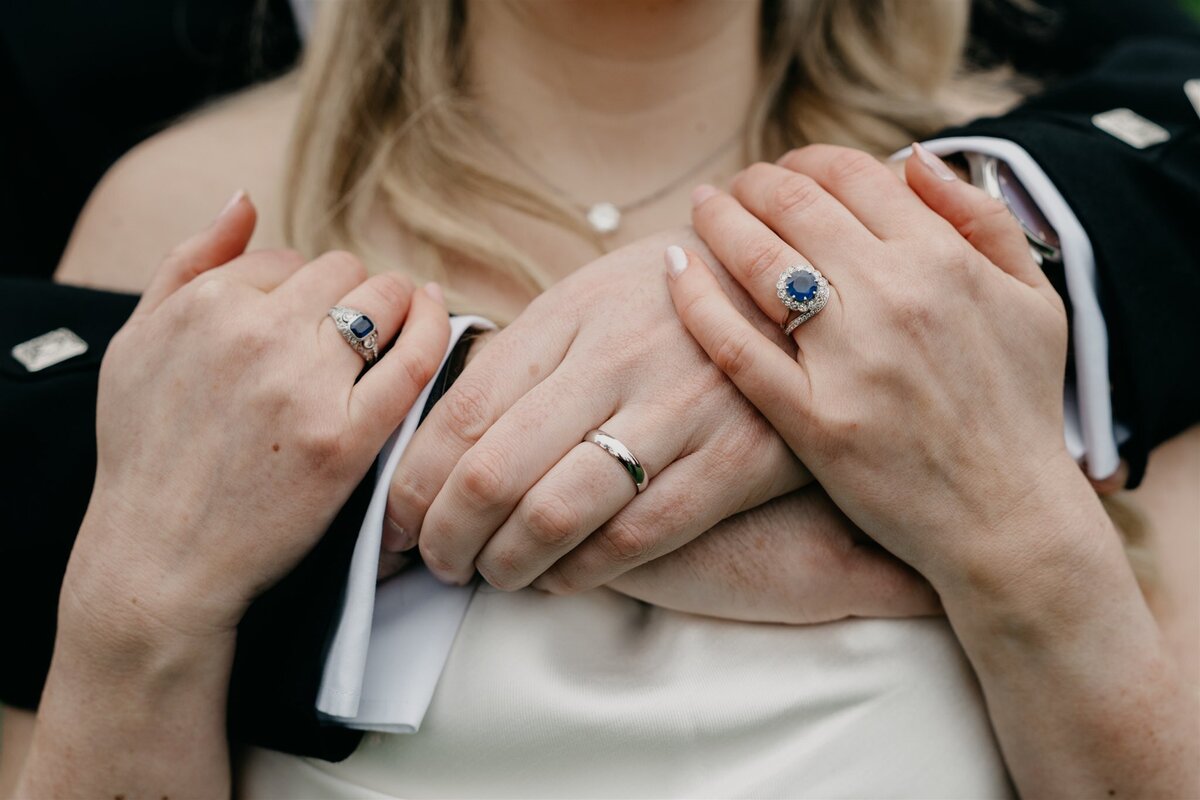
[216,189,246,222]
[691,184,719,206]
[383,516,414,551]
[665,245,689,278]
[912,142,957,182]
[424,282,445,305]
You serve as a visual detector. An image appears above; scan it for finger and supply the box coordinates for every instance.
[349,283,451,442]
[535,421,807,594]
[472,408,684,591]
[413,371,615,584]
[384,309,577,549]
[377,551,414,582]
[322,269,416,375]
[690,189,833,329]
[275,249,369,311]
[134,190,255,317]
[217,248,307,292]
[777,144,932,240]
[664,247,813,449]
[727,162,878,266]
[906,143,1051,292]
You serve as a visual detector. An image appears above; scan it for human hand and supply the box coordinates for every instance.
[607,485,941,624]
[666,144,1073,584]
[384,229,809,593]
[63,194,450,644]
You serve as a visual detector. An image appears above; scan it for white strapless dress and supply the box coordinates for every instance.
[237,585,1012,799]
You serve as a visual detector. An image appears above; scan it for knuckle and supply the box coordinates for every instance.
[417,537,457,577]
[325,249,368,283]
[595,521,650,564]
[456,451,510,509]
[771,174,824,219]
[369,272,414,313]
[523,493,582,548]
[709,325,756,379]
[476,552,525,592]
[438,381,493,443]
[388,470,429,521]
[397,348,440,395]
[742,238,788,286]
[824,147,882,186]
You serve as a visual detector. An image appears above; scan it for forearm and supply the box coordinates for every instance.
[13,519,238,800]
[935,464,1198,797]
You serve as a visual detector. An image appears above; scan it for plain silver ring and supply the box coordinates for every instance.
[584,429,648,493]
[328,306,379,364]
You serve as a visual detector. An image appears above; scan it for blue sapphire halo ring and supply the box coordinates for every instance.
[585,429,649,493]
[777,263,830,336]
[328,306,380,364]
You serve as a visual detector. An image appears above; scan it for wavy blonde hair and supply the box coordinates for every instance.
[284,0,1004,321]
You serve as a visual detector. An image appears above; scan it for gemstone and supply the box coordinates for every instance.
[785,271,818,302]
[349,315,375,338]
[586,202,621,234]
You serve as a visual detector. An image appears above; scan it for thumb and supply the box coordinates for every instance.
[905,143,1049,292]
[133,189,257,317]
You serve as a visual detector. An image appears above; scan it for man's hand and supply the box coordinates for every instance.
[384,228,810,593]
[608,486,941,623]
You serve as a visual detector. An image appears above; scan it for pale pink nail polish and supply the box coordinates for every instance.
[912,143,957,182]
[216,189,246,221]
[691,184,719,206]
[383,516,414,551]
[664,245,689,278]
[424,282,445,305]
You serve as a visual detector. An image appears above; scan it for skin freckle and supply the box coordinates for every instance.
[527,362,540,378]
[272,443,281,452]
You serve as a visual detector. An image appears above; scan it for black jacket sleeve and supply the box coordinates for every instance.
[943,32,1200,486]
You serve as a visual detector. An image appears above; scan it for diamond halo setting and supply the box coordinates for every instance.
[776,263,830,334]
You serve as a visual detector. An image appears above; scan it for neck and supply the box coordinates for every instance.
[466,0,761,208]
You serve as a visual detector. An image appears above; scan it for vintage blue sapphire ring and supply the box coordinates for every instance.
[329,306,379,364]
[777,263,830,336]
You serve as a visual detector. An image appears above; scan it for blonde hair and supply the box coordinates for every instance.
[285,0,997,321]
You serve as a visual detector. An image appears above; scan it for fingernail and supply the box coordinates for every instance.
[215,189,246,221]
[912,143,957,182]
[665,245,689,278]
[691,184,718,206]
[424,282,445,305]
[383,516,414,551]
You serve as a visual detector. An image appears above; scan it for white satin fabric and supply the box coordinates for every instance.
[239,586,1012,799]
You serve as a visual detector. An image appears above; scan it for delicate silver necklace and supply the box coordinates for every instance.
[479,119,745,235]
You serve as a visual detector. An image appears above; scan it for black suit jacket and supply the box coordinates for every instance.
[3,1,1199,763]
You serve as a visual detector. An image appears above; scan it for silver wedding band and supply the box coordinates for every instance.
[329,306,379,364]
[584,429,648,493]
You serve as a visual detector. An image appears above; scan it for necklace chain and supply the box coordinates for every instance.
[478,117,745,234]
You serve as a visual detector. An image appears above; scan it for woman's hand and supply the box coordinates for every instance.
[608,485,941,624]
[66,194,450,643]
[666,144,1073,584]
[666,144,1198,798]
[383,228,809,593]
[18,195,449,800]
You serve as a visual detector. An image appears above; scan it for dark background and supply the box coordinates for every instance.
[2,0,1198,282]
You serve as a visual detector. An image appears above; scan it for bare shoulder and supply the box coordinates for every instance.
[55,75,299,293]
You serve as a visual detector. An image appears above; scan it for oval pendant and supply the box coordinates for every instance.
[586,202,621,234]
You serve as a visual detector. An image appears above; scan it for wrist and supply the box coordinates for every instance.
[60,502,243,667]
[931,454,1133,642]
